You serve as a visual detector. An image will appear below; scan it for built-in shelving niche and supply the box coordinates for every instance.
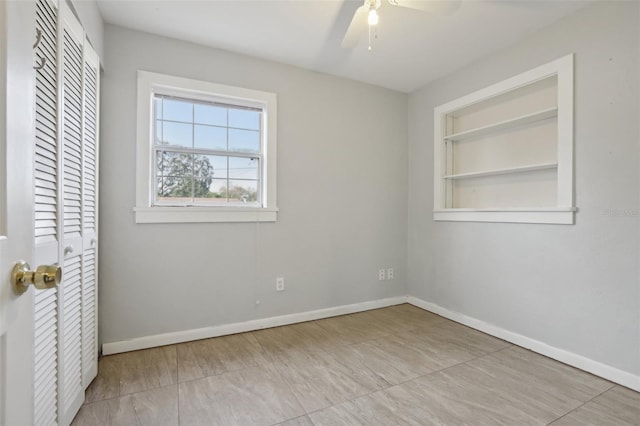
[433,54,575,224]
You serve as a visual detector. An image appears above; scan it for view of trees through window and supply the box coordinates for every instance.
[156,151,258,203]
[153,95,261,205]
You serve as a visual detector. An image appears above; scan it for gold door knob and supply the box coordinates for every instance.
[11,261,62,295]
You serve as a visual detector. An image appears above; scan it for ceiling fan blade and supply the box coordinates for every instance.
[388,0,461,15]
[341,5,368,49]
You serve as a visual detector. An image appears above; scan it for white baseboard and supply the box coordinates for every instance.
[102,296,408,355]
[407,296,640,392]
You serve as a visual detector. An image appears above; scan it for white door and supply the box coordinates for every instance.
[1,1,98,423]
[0,1,41,426]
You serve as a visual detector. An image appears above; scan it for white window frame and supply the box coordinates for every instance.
[135,71,278,223]
[433,54,575,225]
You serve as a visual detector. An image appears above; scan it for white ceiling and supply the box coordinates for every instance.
[96,0,591,92]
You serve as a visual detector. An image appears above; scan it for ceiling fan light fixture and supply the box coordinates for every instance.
[368,8,379,26]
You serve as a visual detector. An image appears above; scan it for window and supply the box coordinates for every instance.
[135,71,277,223]
[154,95,262,206]
[433,54,575,224]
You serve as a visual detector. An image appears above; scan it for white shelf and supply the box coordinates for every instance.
[444,107,558,142]
[433,208,576,225]
[443,162,557,180]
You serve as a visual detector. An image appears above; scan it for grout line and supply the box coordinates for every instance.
[390,339,514,388]
[81,382,179,406]
[268,413,315,426]
[248,329,310,420]
[267,356,312,416]
[176,383,181,426]
[544,384,616,425]
[176,360,276,386]
[176,345,181,426]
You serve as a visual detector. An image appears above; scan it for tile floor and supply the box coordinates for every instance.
[71,304,640,426]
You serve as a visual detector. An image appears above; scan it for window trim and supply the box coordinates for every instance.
[135,71,277,223]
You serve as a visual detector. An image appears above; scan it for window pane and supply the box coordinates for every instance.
[229,129,259,153]
[157,151,193,178]
[190,154,218,198]
[157,177,193,200]
[229,108,260,130]
[195,104,226,126]
[156,150,194,202]
[206,178,228,201]
[227,180,258,203]
[194,125,226,151]
[162,98,192,122]
[162,121,192,147]
[198,155,228,180]
[229,156,258,180]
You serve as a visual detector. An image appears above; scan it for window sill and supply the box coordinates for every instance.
[433,207,576,225]
[134,206,278,224]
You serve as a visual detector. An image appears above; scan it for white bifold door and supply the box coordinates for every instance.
[33,0,100,424]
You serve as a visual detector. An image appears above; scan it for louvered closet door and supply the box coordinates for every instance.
[58,3,87,424]
[34,0,60,424]
[33,1,100,424]
[81,39,99,386]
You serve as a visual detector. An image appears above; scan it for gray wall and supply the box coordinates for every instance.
[99,26,408,344]
[69,0,104,61]
[408,1,639,376]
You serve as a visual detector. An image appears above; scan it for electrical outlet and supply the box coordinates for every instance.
[378,269,386,281]
[276,277,285,292]
[387,268,394,280]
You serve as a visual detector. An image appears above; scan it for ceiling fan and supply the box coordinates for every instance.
[342,0,461,50]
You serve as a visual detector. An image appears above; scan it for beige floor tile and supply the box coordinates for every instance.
[274,415,315,426]
[177,332,269,382]
[377,303,445,327]
[309,388,420,426]
[395,346,613,425]
[178,364,304,426]
[332,328,481,385]
[310,303,441,346]
[591,386,640,424]
[79,307,635,426]
[84,355,121,403]
[550,385,640,426]
[327,338,438,386]
[71,400,110,426]
[311,380,490,426]
[371,384,465,425]
[85,346,178,403]
[403,365,562,425]
[313,312,390,345]
[352,304,443,335]
[252,321,339,363]
[308,402,371,426]
[487,346,613,402]
[274,347,390,413]
[410,318,512,355]
[72,385,178,426]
